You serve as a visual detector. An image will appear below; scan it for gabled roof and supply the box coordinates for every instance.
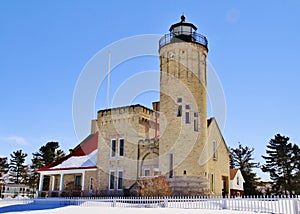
[207,117,230,152]
[37,132,98,172]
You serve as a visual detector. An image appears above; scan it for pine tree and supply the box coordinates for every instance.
[230,143,260,195]
[9,150,28,184]
[30,141,65,190]
[0,157,9,197]
[262,134,299,195]
[0,157,9,176]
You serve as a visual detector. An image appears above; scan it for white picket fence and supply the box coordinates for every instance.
[1,196,300,214]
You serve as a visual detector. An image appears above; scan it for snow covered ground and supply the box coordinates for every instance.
[1,197,298,214]
[0,204,257,214]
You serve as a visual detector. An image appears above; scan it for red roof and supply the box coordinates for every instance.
[38,132,98,172]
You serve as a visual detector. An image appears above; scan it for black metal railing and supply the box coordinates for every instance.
[159,32,208,50]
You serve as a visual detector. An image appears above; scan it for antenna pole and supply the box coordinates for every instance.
[106,52,111,109]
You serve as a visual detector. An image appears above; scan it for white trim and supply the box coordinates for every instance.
[117,170,123,190]
[38,168,96,176]
[81,171,85,191]
[118,138,125,157]
[59,173,64,191]
[110,139,117,158]
[109,170,115,190]
[51,175,55,191]
[38,174,44,191]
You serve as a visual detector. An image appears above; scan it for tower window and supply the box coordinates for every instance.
[194,112,198,117]
[185,104,190,109]
[183,170,187,175]
[119,139,124,157]
[111,140,116,157]
[211,174,214,192]
[169,153,174,178]
[109,171,115,190]
[118,171,123,190]
[194,119,198,131]
[185,112,190,124]
[177,105,182,117]
[177,97,182,103]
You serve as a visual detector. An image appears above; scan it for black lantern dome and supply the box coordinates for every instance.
[159,15,208,50]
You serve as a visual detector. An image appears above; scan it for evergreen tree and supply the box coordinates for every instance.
[30,141,65,190]
[0,157,9,176]
[9,150,28,184]
[33,141,65,166]
[230,143,260,195]
[0,157,9,197]
[262,134,299,195]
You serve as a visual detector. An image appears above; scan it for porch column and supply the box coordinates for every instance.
[38,173,44,191]
[81,171,85,191]
[51,176,55,191]
[59,173,64,192]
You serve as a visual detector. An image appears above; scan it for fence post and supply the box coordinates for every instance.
[164,197,168,208]
[222,196,227,209]
[113,197,116,207]
[293,196,299,214]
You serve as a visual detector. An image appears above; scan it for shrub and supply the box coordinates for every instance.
[137,176,172,197]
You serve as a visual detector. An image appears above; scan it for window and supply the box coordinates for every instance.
[118,171,123,190]
[185,104,190,109]
[75,175,81,186]
[169,153,174,178]
[211,174,214,192]
[237,176,239,185]
[177,105,182,117]
[194,119,198,131]
[111,139,116,157]
[183,170,187,175]
[177,97,182,103]
[213,141,217,160]
[144,169,150,177]
[119,139,124,157]
[185,112,190,124]
[89,177,93,190]
[194,112,198,117]
[109,171,115,190]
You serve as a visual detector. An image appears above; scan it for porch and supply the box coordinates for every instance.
[38,168,97,197]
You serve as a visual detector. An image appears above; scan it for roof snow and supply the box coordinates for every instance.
[51,149,98,169]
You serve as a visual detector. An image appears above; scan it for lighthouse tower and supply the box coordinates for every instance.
[158,15,210,195]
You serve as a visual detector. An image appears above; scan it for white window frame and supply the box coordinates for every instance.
[144,168,150,177]
[117,170,123,190]
[110,139,117,158]
[119,138,125,157]
[109,170,115,190]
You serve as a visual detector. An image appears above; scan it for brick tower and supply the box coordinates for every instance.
[158,15,210,195]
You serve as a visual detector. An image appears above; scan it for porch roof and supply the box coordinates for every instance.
[37,132,98,172]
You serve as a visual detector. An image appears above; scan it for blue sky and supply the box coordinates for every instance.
[0,1,300,180]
